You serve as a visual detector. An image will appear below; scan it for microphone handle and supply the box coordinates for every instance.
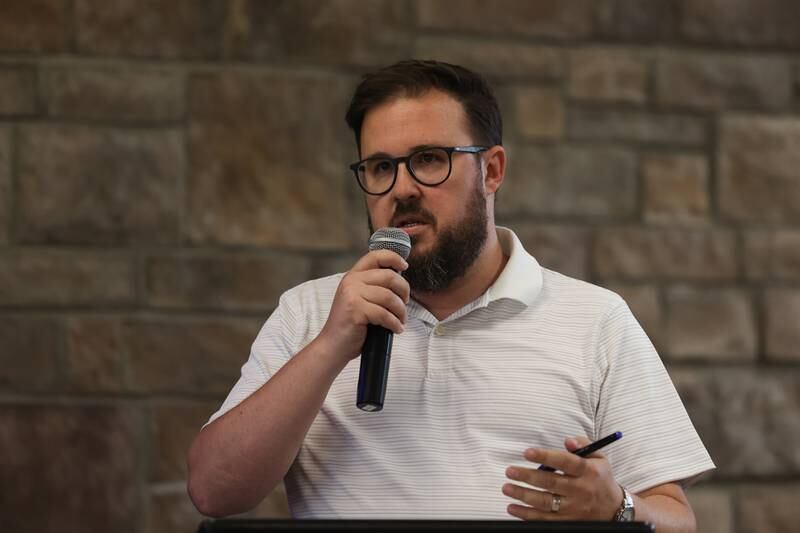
[356,324,393,412]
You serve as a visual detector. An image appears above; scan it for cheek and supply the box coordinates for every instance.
[366,199,391,227]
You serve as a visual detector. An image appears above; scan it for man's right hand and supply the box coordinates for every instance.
[318,249,410,364]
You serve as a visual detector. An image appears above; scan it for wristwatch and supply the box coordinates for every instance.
[614,486,635,522]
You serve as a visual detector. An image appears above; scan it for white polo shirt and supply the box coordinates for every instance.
[208,227,714,519]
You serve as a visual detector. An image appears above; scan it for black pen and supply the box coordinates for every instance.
[537,431,623,472]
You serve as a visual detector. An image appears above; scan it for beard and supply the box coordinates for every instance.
[368,176,489,293]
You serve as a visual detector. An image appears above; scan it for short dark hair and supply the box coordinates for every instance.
[345,59,502,153]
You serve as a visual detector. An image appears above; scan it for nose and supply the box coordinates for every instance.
[391,161,421,200]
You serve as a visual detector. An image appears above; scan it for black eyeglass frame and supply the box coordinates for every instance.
[349,145,489,196]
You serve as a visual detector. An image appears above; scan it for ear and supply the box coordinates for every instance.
[481,145,506,195]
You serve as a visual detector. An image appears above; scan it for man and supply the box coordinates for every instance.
[188,60,714,531]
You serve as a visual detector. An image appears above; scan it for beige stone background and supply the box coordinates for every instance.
[1,1,799,532]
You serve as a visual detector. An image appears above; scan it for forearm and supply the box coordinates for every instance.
[187,335,347,517]
[633,490,696,533]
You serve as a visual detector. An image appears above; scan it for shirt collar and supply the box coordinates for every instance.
[407,227,543,323]
[486,227,543,307]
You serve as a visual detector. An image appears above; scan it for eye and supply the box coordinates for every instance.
[367,159,394,176]
[413,149,446,167]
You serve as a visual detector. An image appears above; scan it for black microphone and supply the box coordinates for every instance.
[356,227,412,412]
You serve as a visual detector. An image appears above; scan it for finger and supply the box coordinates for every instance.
[362,286,408,325]
[525,447,586,477]
[362,301,405,334]
[566,435,608,460]
[565,436,592,453]
[502,483,554,512]
[507,503,556,521]
[351,250,409,273]
[359,269,411,304]
[506,466,568,496]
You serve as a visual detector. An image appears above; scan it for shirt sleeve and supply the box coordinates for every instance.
[593,300,715,494]
[205,291,302,426]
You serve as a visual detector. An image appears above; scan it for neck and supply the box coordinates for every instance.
[411,225,508,322]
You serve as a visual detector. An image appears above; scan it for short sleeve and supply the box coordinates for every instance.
[594,301,715,493]
[205,292,302,426]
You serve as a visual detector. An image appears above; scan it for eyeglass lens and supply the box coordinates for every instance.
[358,148,451,194]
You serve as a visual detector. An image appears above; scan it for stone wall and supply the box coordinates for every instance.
[1,1,799,532]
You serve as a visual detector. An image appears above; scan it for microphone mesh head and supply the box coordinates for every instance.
[369,227,412,260]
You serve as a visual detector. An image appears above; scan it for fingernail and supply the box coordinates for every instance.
[524,448,538,460]
[506,467,519,479]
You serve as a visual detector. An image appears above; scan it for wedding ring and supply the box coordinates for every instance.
[550,494,561,513]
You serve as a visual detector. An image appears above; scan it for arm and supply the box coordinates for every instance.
[634,482,696,533]
[187,335,349,517]
[187,250,410,517]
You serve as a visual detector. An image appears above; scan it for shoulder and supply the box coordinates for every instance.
[279,272,345,310]
[538,267,624,313]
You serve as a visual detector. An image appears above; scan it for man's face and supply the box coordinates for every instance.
[360,89,489,292]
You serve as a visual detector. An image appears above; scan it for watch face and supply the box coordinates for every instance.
[620,507,635,521]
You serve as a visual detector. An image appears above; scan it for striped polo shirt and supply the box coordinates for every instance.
[208,227,715,519]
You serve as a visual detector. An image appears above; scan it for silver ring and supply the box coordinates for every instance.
[550,494,561,513]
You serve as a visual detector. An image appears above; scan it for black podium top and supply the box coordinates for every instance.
[198,519,654,533]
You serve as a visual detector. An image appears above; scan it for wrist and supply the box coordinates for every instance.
[613,486,636,522]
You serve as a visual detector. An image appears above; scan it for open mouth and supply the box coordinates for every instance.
[393,215,432,230]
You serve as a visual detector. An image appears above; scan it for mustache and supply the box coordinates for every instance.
[390,200,437,228]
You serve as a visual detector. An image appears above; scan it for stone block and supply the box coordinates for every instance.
[250,483,291,518]
[671,368,800,478]
[601,284,663,352]
[0,0,70,52]
[65,318,125,392]
[719,115,800,223]
[765,289,800,362]
[744,230,800,280]
[593,228,737,281]
[508,223,589,280]
[686,486,734,533]
[0,64,37,116]
[0,316,60,391]
[223,0,410,66]
[682,0,800,48]
[145,252,312,312]
[151,403,218,482]
[147,491,204,533]
[43,66,184,121]
[512,87,564,140]
[75,0,225,58]
[416,0,593,39]
[499,145,637,218]
[0,127,9,244]
[642,153,709,224]
[656,52,792,110]
[568,108,707,146]
[16,125,182,245]
[665,287,756,361]
[0,252,135,306]
[187,71,351,250]
[0,405,140,533]
[415,38,562,80]
[594,0,678,42]
[126,318,261,394]
[736,485,800,533]
[568,48,648,104]
[311,252,362,279]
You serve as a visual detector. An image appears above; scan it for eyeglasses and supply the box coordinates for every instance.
[349,145,488,195]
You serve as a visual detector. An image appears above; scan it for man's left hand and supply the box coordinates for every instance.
[502,436,623,521]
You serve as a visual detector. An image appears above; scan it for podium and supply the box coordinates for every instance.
[198,520,654,532]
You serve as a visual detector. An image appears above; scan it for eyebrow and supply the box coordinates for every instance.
[363,144,440,160]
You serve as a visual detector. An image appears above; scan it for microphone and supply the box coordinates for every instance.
[356,227,412,412]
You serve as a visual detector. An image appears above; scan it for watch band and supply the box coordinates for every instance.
[614,486,635,522]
